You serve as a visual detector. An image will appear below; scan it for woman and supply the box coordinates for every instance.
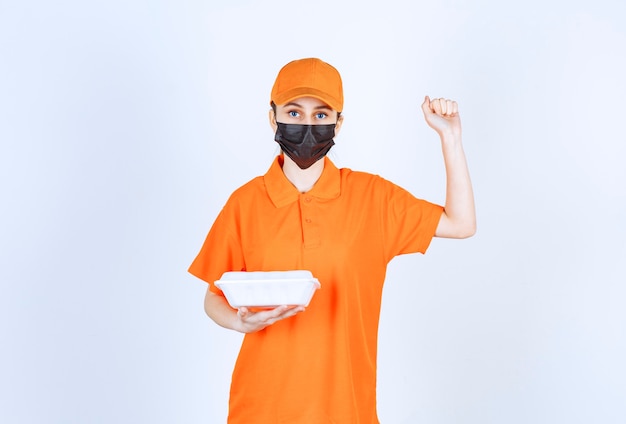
[189,57,476,423]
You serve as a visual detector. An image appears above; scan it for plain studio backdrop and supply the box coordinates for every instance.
[1,1,625,423]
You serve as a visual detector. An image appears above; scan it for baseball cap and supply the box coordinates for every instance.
[270,58,344,112]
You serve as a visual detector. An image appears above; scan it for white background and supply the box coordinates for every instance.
[1,1,625,423]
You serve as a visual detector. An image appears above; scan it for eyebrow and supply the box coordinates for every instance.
[284,101,332,110]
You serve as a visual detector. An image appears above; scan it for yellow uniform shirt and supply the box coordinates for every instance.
[189,155,443,423]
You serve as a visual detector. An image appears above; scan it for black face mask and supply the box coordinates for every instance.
[274,122,336,169]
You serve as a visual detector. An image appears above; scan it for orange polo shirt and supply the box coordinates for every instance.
[189,155,443,423]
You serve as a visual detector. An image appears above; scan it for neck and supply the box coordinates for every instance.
[281,155,325,193]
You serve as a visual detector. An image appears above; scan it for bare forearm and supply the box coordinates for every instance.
[438,131,476,238]
[204,290,244,332]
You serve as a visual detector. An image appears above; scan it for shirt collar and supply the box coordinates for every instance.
[264,155,341,208]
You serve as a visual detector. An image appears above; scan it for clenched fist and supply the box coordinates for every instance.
[421,96,461,138]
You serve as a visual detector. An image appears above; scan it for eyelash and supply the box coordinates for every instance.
[287,111,328,119]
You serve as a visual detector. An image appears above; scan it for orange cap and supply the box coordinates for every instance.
[270,58,344,112]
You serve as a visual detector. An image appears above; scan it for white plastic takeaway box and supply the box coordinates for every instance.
[214,270,321,308]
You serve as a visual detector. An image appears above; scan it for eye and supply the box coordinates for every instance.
[316,112,328,119]
[288,110,300,118]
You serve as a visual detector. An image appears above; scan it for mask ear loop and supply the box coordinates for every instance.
[329,114,342,165]
[271,111,284,162]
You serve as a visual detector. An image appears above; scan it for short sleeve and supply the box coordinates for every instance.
[188,201,246,294]
[380,179,444,260]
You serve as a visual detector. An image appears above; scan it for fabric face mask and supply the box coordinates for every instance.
[274,123,336,169]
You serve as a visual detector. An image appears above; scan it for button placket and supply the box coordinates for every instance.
[300,195,320,248]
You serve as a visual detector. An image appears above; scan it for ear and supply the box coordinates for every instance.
[269,109,277,133]
[334,114,344,137]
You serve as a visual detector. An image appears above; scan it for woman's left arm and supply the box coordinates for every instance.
[421,96,476,239]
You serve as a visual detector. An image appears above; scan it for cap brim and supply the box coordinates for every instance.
[272,87,342,112]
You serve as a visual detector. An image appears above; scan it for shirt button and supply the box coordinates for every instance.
[305,197,312,203]
[305,218,312,223]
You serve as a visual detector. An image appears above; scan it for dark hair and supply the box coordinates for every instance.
[271,101,342,119]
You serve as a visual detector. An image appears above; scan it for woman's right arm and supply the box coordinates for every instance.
[204,288,305,334]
